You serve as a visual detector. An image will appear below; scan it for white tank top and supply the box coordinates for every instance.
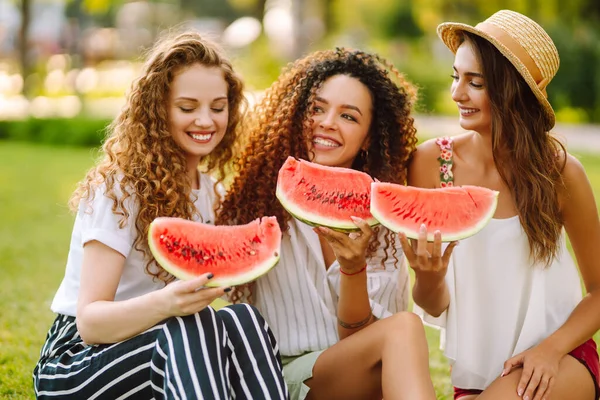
[421,215,583,390]
[418,137,583,389]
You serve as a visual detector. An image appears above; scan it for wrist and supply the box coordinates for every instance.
[149,289,170,320]
[539,334,570,357]
[340,263,367,276]
[414,269,446,284]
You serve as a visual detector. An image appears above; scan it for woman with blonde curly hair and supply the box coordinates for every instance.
[33,32,288,399]
[217,48,436,399]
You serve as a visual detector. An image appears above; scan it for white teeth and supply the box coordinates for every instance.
[460,108,478,115]
[190,133,211,141]
[314,137,339,147]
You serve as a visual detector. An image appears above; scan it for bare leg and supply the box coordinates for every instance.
[475,355,595,400]
[304,312,436,400]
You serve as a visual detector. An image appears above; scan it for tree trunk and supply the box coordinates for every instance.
[19,0,32,96]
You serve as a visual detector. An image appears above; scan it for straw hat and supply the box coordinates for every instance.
[437,10,559,130]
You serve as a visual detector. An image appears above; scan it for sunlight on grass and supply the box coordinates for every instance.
[1,142,600,399]
[0,143,98,398]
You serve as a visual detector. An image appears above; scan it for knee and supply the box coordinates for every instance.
[219,303,265,327]
[162,307,216,332]
[385,311,425,336]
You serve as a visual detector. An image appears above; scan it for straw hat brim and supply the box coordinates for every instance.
[437,22,555,130]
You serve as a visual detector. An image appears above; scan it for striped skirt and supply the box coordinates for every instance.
[33,304,289,399]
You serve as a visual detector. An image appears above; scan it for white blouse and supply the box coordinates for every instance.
[252,218,410,356]
[51,173,220,317]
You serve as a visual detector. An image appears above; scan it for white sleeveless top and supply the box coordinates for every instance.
[419,216,583,389]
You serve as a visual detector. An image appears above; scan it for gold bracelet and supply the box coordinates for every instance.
[337,313,372,329]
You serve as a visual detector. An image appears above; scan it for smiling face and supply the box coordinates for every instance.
[451,39,492,135]
[168,64,229,172]
[308,74,373,169]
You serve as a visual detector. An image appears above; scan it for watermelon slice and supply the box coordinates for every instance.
[148,217,281,287]
[370,183,498,241]
[276,157,378,231]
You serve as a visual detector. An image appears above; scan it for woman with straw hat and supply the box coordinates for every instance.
[404,9,600,400]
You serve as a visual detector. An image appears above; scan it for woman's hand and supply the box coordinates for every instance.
[398,224,457,277]
[502,343,563,400]
[314,216,374,273]
[157,273,229,318]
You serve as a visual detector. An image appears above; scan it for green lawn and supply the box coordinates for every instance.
[1,141,600,399]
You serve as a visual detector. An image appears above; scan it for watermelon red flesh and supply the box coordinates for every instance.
[148,217,281,287]
[276,157,378,231]
[370,183,498,242]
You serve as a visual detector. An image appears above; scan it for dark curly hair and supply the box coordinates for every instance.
[70,31,246,283]
[216,48,418,302]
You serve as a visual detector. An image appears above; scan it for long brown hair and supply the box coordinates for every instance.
[217,48,418,302]
[70,31,245,282]
[464,32,566,265]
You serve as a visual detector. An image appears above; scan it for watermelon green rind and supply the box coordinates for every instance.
[276,184,379,232]
[148,217,281,287]
[370,183,499,242]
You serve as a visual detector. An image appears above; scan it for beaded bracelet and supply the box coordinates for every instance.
[340,264,367,276]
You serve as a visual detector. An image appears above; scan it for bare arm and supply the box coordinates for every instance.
[76,240,227,344]
[538,155,600,353]
[406,140,456,317]
[315,218,376,339]
[502,154,600,400]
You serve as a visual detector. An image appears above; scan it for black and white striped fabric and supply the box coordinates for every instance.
[33,304,289,399]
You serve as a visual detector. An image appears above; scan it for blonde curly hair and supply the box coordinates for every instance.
[70,31,245,282]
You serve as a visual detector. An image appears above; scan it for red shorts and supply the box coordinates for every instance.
[454,339,600,399]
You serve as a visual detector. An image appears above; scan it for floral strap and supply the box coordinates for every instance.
[435,136,454,187]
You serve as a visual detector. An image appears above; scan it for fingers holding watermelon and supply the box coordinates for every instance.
[399,224,458,274]
[158,273,230,317]
[314,216,373,273]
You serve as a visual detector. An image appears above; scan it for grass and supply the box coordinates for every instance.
[1,141,600,399]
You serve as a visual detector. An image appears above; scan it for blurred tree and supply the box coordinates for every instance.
[330,0,421,38]
[18,0,31,93]
[229,0,267,19]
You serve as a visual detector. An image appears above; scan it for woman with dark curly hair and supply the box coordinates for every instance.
[33,32,287,399]
[217,48,436,399]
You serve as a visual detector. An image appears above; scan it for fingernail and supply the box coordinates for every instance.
[517,388,523,396]
[224,287,232,293]
[420,224,426,232]
[350,216,363,222]
[524,396,529,400]
[207,273,214,279]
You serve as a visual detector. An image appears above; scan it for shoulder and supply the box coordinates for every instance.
[408,136,452,188]
[558,152,595,210]
[561,153,587,182]
[79,174,136,216]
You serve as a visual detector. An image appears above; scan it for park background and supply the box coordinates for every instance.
[1,0,599,398]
